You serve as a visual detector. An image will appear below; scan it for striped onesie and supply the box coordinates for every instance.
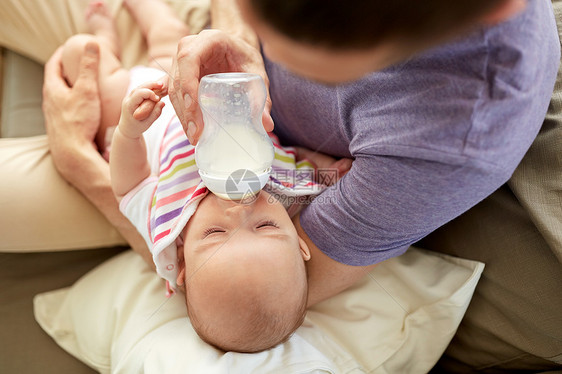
[119,67,325,290]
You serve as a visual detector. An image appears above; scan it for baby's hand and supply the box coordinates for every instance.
[118,81,166,138]
[324,158,353,184]
[295,146,353,186]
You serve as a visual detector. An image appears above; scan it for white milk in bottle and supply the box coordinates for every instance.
[195,73,274,200]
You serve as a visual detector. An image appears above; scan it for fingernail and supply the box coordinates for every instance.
[187,121,197,140]
[263,111,274,131]
[85,42,99,55]
[184,94,193,109]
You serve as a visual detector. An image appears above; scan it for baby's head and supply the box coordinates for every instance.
[176,190,310,353]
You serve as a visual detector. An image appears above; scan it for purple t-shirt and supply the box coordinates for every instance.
[264,0,560,266]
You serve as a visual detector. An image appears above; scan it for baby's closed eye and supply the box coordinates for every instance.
[256,220,279,229]
[203,227,226,237]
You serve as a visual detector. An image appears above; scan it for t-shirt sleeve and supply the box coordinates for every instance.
[119,176,158,250]
[300,154,506,266]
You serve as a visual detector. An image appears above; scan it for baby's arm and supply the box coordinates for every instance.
[110,81,165,200]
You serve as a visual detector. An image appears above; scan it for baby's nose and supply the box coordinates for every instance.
[224,202,253,218]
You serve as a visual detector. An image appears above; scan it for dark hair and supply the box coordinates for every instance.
[249,0,507,50]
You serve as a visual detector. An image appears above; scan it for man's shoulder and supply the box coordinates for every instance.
[347,0,559,173]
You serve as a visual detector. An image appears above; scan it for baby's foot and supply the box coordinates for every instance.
[123,0,141,7]
[122,0,175,38]
[122,0,156,11]
[85,0,120,58]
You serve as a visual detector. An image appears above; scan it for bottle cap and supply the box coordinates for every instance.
[198,168,271,200]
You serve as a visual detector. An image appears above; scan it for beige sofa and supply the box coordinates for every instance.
[0,50,121,374]
[0,2,210,370]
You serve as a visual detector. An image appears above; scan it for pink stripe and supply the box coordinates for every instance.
[160,149,195,174]
[154,229,171,243]
[191,186,207,199]
[155,186,196,209]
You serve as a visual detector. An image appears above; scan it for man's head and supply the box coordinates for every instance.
[177,191,311,352]
[238,0,526,83]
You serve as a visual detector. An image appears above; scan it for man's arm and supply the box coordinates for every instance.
[294,147,512,308]
[293,214,376,307]
[58,144,154,268]
[43,43,154,269]
[211,0,259,48]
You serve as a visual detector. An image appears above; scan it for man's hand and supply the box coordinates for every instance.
[43,42,101,180]
[168,29,274,145]
[42,41,155,268]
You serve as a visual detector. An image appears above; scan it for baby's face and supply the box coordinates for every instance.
[182,190,307,278]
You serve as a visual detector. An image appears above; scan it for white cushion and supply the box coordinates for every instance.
[33,248,484,374]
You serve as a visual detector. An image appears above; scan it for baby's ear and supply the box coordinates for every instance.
[298,236,311,261]
[176,267,186,288]
[176,236,186,287]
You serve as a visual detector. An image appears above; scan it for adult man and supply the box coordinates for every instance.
[41,0,561,371]
[166,2,561,369]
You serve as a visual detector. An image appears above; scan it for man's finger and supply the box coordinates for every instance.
[43,47,70,95]
[262,96,274,132]
[189,107,204,145]
[74,41,100,91]
[176,34,205,113]
[127,88,159,110]
[169,66,188,132]
[154,76,169,97]
[133,100,158,121]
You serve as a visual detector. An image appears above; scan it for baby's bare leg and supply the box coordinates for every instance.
[61,34,122,87]
[124,0,190,72]
[86,0,121,58]
[61,34,130,157]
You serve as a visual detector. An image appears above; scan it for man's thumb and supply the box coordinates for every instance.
[76,41,100,84]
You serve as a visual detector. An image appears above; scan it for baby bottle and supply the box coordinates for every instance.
[195,73,275,200]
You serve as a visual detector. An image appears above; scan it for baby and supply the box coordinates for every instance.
[61,0,349,353]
